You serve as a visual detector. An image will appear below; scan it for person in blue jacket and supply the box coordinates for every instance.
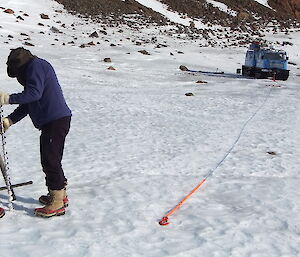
[0,47,72,218]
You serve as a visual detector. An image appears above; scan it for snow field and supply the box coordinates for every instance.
[0,1,300,257]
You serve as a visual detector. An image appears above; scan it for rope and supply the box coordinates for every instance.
[205,86,272,180]
[159,86,273,225]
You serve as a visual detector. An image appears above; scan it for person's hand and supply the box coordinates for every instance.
[0,117,13,134]
[0,92,10,105]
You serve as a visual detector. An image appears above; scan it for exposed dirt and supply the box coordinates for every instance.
[54,0,300,47]
[269,0,300,19]
[55,0,167,25]
[55,0,300,26]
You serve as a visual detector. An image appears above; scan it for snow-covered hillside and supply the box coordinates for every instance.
[0,0,300,257]
[253,0,272,8]
[135,0,205,26]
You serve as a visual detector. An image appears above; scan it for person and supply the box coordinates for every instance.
[0,47,72,218]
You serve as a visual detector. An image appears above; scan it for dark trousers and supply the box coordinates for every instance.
[40,116,71,190]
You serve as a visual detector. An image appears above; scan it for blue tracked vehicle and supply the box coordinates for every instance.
[242,42,289,81]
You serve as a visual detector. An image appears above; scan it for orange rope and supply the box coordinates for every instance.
[159,178,206,226]
[159,85,273,226]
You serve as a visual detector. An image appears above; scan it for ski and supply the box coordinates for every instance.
[179,65,245,79]
[179,65,225,74]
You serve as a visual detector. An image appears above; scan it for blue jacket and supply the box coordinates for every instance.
[8,58,72,129]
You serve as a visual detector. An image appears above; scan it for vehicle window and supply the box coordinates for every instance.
[265,53,285,60]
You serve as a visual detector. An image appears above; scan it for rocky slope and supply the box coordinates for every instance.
[269,0,300,19]
[54,0,300,47]
[54,0,167,25]
[55,0,300,25]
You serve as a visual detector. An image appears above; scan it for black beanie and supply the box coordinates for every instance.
[6,47,35,78]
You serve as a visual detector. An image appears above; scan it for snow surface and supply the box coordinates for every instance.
[206,0,238,16]
[135,0,208,29]
[1,0,300,257]
[253,0,272,9]
[135,0,192,25]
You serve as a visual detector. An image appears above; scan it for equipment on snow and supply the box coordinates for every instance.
[242,42,289,81]
[179,65,225,75]
[159,178,207,226]
[179,65,242,79]
[159,86,273,226]
[0,105,33,212]
[0,106,16,208]
[0,155,15,200]
[0,180,33,191]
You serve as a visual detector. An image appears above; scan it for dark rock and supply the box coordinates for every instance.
[179,65,188,71]
[24,42,35,46]
[282,41,293,46]
[40,13,50,19]
[100,30,107,35]
[4,9,14,14]
[89,31,99,38]
[17,15,24,20]
[138,50,150,55]
[50,26,61,33]
[196,80,208,84]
